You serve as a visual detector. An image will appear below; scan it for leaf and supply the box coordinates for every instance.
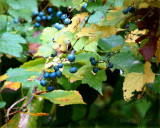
[0,15,13,32]
[143,61,155,84]
[8,8,32,22]
[82,70,107,95]
[155,38,160,65]
[7,0,38,12]
[98,35,124,51]
[20,58,46,72]
[0,32,26,57]
[2,81,21,91]
[0,101,6,108]
[72,105,86,121]
[6,68,39,83]
[34,42,53,58]
[123,72,144,101]
[20,112,49,116]
[50,0,72,7]
[37,90,86,106]
[0,74,8,82]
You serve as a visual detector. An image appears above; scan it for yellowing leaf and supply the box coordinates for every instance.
[155,38,160,65]
[20,112,49,116]
[0,74,8,82]
[64,12,89,33]
[123,73,144,101]
[143,61,155,84]
[3,81,21,91]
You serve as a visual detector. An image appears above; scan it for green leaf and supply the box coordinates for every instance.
[50,0,72,7]
[20,58,46,72]
[82,70,107,95]
[7,0,38,12]
[0,101,6,108]
[73,37,88,52]
[37,90,86,106]
[98,35,124,51]
[0,15,13,32]
[8,8,32,22]
[22,80,40,89]
[40,27,58,44]
[0,32,26,57]
[0,0,8,14]
[151,76,160,93]
[6,68,39,83]
[84,41,98,52]
[35,42,53,58]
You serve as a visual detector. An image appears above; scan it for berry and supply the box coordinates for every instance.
[39,11,44,17]
[48,8,53,13]
[91,60,97,66]
[69,67,78,73]
[47,15,52,20]
[54,66,59,71]
[126,24,130,28]
[90,57,95,62]
[49,72,56,78]
[64,18,71,24]
[122,9,128,14]
[34,22,41,28]
[56,11,62,17]
[40,80,47,86]
[13,18,19,23]
[83,3,87,9]
[50,13,54,17]
[36,16,41,21]
[54,23,59,28]
[48,86,54,91]
[107,63,114,68]
[33,12,38,16]
[128,7,132,12]
[61,14,67,20]
[93,67,98,73]
[56,70,62,78]
[57,24,64,30]
[58,63,63,68]
[67,54,75,62]
[42,15,46,20]
[51,50,57,57]
[43,72,50,78]
[129,7,135,13]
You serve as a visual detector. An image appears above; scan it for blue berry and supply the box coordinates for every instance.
[67,54,75,62]
[61,14,67,20]
[54,23,59,28]
[42,15,46,20]
[128,7,132,12]
[58,63,63,68]
[40,80,46,86]
[39,11,44,17]
[122,9,128,14]
[129,7,135,13]
[64,18,71,24]
[56,11,63,17]
[83,3,87,9]
[36,16,41,21]
[69,67,78,73]
[56,70,62,78]
[48,8,53,13]
[51,50,57,57]
[34,22,41,28]
[107,63,114,68]
[48,86,54,91]
[49,72,56,78]
[93,67,98,73]
[90,57,95,62]
[13,18,19,23]
[57,24,64,30]
[43,72,50,78]
[54,66,59,71]
[47,15,52,20]
[91,60,97,66]
[126,24,130,28]
[33,12,38,16]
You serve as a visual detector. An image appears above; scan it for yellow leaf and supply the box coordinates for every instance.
[0,74,8,82]
[139,2,149,9]
[155,38,160,65]
[123,73,144,101]
[143,61,155,84]
[20,112,49,116]
[3,81,21,91]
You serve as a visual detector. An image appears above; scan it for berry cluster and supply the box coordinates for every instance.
[90,57,99,73]
[67,54,78,73]
[122,7,135,14]
[54,11,71,30]
[33,7,54,28]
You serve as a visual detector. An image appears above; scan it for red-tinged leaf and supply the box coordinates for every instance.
[0,74,8,82]
[29,43,41,54]
[3,81,21,91]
